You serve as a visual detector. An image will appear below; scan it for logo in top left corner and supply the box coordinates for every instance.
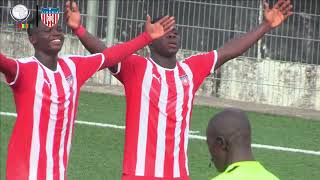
[10,4,30,22]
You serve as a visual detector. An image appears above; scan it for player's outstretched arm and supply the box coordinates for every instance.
[215,0,293,70]
[0,53,17,83]
[65,0,175,69]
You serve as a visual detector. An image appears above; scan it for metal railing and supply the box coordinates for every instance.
[0,0,319,110]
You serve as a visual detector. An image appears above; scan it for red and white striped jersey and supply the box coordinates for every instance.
[114,50,218,180]
[5,54,104,180]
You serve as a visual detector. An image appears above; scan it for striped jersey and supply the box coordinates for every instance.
[114,50,218,180]
[5,54,104,180]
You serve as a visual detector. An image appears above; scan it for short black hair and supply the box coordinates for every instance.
[27,13,41,36]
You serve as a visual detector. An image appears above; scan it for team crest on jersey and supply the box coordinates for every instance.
[180,75,189,86]
[66,75,74,87]
[41,8,60,27]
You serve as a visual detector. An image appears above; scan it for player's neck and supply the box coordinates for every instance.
[150,53,177,69]
[34,51,58,71]
[226,147,255,166]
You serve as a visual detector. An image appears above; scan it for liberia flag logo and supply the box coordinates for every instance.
[41,8,60,27]
[66,75,74,87]
[180,75,189,86]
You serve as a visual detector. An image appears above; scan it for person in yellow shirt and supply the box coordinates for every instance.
[206,108,280,180]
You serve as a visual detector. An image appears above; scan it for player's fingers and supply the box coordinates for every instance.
[146,14,151,25]
[163,19,175,32]
[160,16,175,29]
[156,15,169,25]
[263,0,269,10]
[64,12,71,21]
[71,1,79,12]
[66,1,70,8]
[279,0,291,13]
[163,26,174,35]
[273,0,285,10]
[284,4,293,15]
[284,11,293,19]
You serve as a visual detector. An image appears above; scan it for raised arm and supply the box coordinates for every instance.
[215,0,293,70]
[0,53,17,83]
[64,1,175,69]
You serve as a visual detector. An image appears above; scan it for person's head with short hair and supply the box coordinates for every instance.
[206,108,254,172]
[148,15,180,58]
[27,13,64,55]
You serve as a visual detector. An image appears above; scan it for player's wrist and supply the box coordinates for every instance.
[261,20,273,31]
[142,32,153,43]
[73,24,86,37]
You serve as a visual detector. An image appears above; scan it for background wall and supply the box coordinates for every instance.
[0,0,319,111]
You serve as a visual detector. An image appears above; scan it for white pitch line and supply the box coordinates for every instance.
[1,112,320,156]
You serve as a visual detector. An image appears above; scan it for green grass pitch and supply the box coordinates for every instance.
[1,84,319,180]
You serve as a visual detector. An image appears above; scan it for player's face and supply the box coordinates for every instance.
[32,22,64,53]
[151,28,180,57]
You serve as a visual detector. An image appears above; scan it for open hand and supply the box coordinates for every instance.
[145,15,175,40]
[64,0,81,30]
[263,0,293,28]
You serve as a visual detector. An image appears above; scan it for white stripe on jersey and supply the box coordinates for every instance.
[58,68,71,180]
[135,61,153,176]
[46,69,59,180]
[62,58,78,159]
[210,50,218,73]
[154,68,168,178]
[8,59,20,86]
[29,67,45,180]
[180,63,194,175]
[173,67,184,178]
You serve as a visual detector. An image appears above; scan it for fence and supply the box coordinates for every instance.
[0,0,319,111]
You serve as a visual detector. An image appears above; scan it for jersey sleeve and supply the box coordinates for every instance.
[69,53,105,86]
[5,60,19,86]
[182,50,218,90]
[0,53,19,86]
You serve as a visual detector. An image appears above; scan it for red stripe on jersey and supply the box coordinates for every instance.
[164,71,177,177]
[48,15,51,27]
[46,15,48,27]
[177,64,189,176]
[6,64,38,180]
[123,61,148,175]
[52,73,66,180]
[37,70,51,179]
[58,60,75,179]
[144,65,161,176]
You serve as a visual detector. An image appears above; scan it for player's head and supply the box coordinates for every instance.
[27,14,64,54]
[149,16,180,58]
[206,108,252,172]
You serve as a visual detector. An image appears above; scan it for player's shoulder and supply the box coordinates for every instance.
[125,54,148,65]
[127,53,146,61]
[60,53,104,60]
[183,51,214,61]
[16,56,37,64]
